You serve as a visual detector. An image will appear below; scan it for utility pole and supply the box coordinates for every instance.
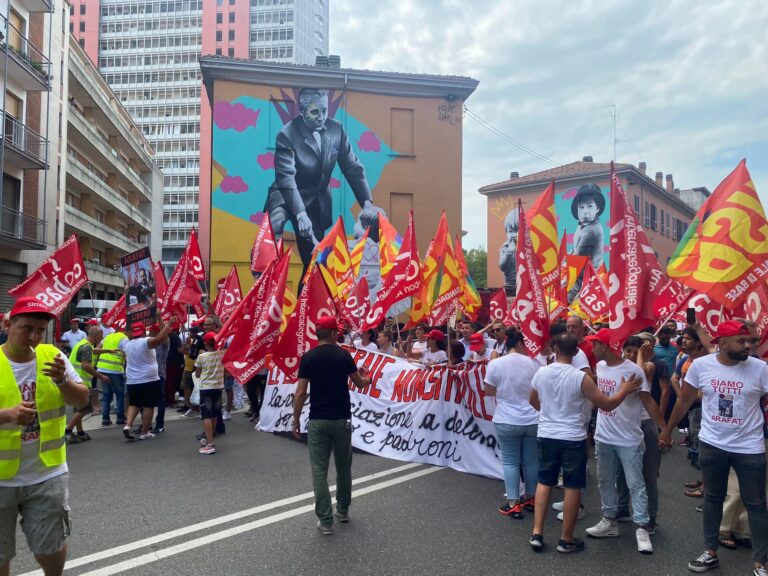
[602,104,618,161]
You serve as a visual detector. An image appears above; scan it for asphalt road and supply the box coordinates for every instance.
[9,415,757,576]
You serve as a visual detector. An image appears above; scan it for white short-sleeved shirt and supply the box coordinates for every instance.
[422,349,447,365]
[121,337,159,385]
[61,329,85,349]
[535,349,590,371]
[594,360,649,447]
[410,340,427,358]
[532,362,587,441]
[485,353,541,426]
[352,340,379,352]
[0,353,81,487]
[685,354,768,454]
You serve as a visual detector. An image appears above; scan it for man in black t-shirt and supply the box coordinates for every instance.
[293,315,371,535]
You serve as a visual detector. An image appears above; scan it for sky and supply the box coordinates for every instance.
[329,0,768,250]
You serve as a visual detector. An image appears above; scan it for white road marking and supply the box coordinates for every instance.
[76,466,443,576]
[18,462,427,576]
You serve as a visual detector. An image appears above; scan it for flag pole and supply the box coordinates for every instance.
[653,287,693,337]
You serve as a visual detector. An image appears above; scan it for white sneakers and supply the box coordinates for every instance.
[636,527,653,554]
[556,507,586,521]
[586,517,619,538]
[222,410,232,421]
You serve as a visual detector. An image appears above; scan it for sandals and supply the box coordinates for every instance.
[685,487,704,498]
[684,480,703,489]
[719,535,737,549]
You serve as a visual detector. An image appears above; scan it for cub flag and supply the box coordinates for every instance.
[526,179,560,287]
[250,212,277,276]
[213,265,242,320]
[577,260,609,323]
[489,287,507,322]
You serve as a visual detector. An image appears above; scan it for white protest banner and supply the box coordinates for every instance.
[258,347,503,480]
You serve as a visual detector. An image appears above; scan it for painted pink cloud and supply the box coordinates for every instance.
[566,233,574,244]
[257,152,275,170]
[249,212,265,224]
[213,101,260,132]
[220,175,248,194]
[563,187,578,200]
[329,177,341,189]
[358,130,381,152]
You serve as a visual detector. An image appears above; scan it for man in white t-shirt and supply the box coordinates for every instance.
[661,320,768,575]
[528,333,640,555]
[0,297,90,576]
[467,333,493,364]
[584,329,666,555]
[120,319,173,441]
[60,318,85,352]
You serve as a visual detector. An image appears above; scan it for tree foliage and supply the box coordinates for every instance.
[463,246,487,289]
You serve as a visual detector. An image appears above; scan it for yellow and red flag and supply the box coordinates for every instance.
[454,234,482,319]
[349,226,369,278]
[667,159,768,310]
[377,212,403,286]
[311,217,354,304]
[526,179,560,288]
[407,212,449,327]
[429,232,462,326]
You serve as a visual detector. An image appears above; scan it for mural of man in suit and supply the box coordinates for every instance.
[265,88,380,273]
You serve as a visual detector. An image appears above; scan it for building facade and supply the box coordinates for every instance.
[0,0,66,311]
[200,57,478,297]
[480,158,702,293]
[62,36,162,302]
[68,0,329,275]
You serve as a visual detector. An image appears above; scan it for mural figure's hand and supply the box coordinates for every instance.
[296,212,313,238]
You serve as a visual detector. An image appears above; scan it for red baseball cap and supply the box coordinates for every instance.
[427,329,445,342]
[203,331,218,343]
[711,320,750,344]
[86,319,99,326]
[585,328,612,345]
[69,317,80,324]
[131,321,146,337]
[316,315,338,330]
[469,333,485,351]
[9,297,54,319]
[149,322,160,332]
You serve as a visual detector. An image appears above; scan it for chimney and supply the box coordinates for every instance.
[582,155,593,163]
[327,55,341,68]
[314,55,329,67]
[509,171,519,179]
[673,187,680,196]
[655,171,663,187]
[666,174,674,194]
[638,162,647,174]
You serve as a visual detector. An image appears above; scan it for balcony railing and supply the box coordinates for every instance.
[0,14,52,88]
[0,205,46,249]
[1,112,48,167]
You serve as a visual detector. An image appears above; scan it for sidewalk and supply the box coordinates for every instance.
[77,403,251,432]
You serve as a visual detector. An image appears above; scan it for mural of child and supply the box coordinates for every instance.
[498,207,520,296]
[567,183,606,301]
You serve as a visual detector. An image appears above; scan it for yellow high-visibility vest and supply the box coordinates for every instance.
[96,332,126,373]
[68,339,92,388]
[0,344,66,480]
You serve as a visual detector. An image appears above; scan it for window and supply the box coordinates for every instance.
[80,3,86,14]
[228,47,234,57]
[660,210,665,235]
[79,21,85,32]
[644,201,650,228]
[216,30,222,41]
[229,11,235,22]
[634,194,640,216]
[79,38,85,48]
[69,4,74,14]
[228,30,234,40]
[650,204,657,230]
[216,47,222,55]
[390,108,414,156]
[216,12,222,23]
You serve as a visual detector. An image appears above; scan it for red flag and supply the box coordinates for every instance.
[577,260,609,323]
[155,263,186,323]
[342,275,370,333]
[554,231,568,303]
[8,234,88,316]
[679,291,734,337]
[223,249,292,383]
[213,265,242,320]
[514,200,550,356]
[608,163,654,348]
[526,180,560,287]
[101,295,126,328]
[489,287,507,322]
[217,260,275,345]
[428,232,463,326]
[272,265,336,381]
[653,280,692,320]
[364,211,422,330]
[250,213,277,275]
[186,229,206,281]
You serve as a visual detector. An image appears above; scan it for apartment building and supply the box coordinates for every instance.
[69,0,329,276]
[63,36,162,302]
[0,0,66,311]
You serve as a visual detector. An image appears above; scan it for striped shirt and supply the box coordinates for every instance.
[194,350,225,390]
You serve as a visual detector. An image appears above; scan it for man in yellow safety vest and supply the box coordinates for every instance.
[94,328,128,426]
[64,327,108,443]
[0,296,89,575]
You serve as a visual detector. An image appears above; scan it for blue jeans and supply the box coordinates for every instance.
[101,373,125,423]
[495,422,538,500]
[596,441,649,526]
[155,376,166,428]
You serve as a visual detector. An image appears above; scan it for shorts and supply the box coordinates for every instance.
[181,370,195,391]
[127,381,162,408]
[200,389,223,420]
[537,437,588,489]
[0,473,70,564]
[223,375,234,391]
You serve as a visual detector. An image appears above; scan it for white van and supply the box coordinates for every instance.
[74,299,118,321]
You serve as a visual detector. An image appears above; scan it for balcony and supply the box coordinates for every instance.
[84,261,124,288]
[67,154,152,232]
[1,112,48,169]
[0,15,51,91]
[68,107,152,201]
[0,205,46,249]
[15,0,54,13]
[64,204,141,254]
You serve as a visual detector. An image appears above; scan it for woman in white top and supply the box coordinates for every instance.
[353,329,379,352]
[483,327,542,518]
[407,324,429,361]
[422,329,448,366]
